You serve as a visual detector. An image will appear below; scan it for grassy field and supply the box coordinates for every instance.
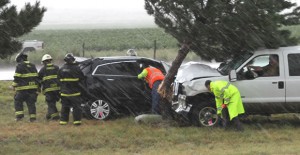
[1,27,300,154]
[2,26,300,65]
[0,28,181,65]
[0,80,299,155]
[16,28,182,64]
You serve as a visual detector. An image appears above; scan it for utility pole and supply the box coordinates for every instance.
[82,42,85,57]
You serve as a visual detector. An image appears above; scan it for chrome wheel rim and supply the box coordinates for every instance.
[90,100,110,120]
[198,107,218,127]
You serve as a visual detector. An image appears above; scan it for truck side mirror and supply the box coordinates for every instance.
[229,70,237,82]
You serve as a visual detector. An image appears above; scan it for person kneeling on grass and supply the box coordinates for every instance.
[205,80,245,131]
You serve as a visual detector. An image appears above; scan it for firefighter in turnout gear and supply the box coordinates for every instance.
[58,53,85,126]
[138,64,165,114]
[205,80,245,131]
[12,52,39,122]
[38,54,60,120]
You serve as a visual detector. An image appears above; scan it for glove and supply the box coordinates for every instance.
[221,104,227,109]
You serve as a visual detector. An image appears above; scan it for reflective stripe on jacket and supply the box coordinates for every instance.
[210,81,245,120]
[58,63,85,96]
[13,61,38,91]
[143,67,164,89]
[38,63,60,94]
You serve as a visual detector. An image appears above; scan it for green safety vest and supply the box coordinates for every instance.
[210,81,245,120]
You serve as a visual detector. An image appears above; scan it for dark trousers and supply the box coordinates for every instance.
[60,96,82,122]
[221,108,243,131]
[151,80,162,114]
[45,91,60,119]
[14,90,37,119]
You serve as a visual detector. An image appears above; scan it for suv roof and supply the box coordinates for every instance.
[76,56,166,68]
[77,56,160,61]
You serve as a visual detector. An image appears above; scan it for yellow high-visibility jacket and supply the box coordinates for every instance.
[210,81,245,120]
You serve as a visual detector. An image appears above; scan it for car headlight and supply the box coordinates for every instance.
[173,81,179,96]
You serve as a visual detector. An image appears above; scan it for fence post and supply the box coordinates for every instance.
[82,42,85,57]
[153,40,156,59]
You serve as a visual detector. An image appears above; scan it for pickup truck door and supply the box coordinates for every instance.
[233,54,285,114]
[283,52,300,112]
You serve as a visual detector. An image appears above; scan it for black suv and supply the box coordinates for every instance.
[77,56,170,120]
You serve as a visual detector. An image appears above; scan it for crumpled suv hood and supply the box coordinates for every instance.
[176,62,221,83]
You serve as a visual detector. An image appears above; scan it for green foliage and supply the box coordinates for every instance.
[0,0,46,59]
[145,0,300,61]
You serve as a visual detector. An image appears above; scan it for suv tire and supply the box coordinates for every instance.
[84,99,112,120]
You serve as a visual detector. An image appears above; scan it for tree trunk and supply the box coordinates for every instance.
[158,44,190,101]
[158,44,190,124]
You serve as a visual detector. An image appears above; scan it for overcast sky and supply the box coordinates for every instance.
[9,0,156,29]
[9,0,300,29]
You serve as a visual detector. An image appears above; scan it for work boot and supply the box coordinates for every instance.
[73,121,82,126]
[15,117,23,122]
[74,123,81,126]
[29,118,36,122]
[59,121,68,125]
[233,117,244,132]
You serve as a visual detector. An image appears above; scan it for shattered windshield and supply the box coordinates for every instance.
[217,52,253,75]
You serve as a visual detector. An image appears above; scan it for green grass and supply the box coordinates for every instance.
[0,28,182,65]
[19,28,178,57]
[0,80,299,155]
[2,26,300,65]
[1,27,300,154]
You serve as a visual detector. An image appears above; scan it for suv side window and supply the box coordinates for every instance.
[93,61,140,76]
[288,54,300,76]
[121,62,141,76]
[94,63,118,75]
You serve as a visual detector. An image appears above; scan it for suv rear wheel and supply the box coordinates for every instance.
[85,99,111,120]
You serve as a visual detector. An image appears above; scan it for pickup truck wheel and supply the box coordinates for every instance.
[191,103,219,127]
[198,107,218,127]
[84,99,112,120]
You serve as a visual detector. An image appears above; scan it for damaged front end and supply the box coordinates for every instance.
[172,62,222,113]
[172,81,191,114]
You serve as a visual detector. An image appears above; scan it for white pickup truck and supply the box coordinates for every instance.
[172,46,300,126]
[21,40,44,52]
